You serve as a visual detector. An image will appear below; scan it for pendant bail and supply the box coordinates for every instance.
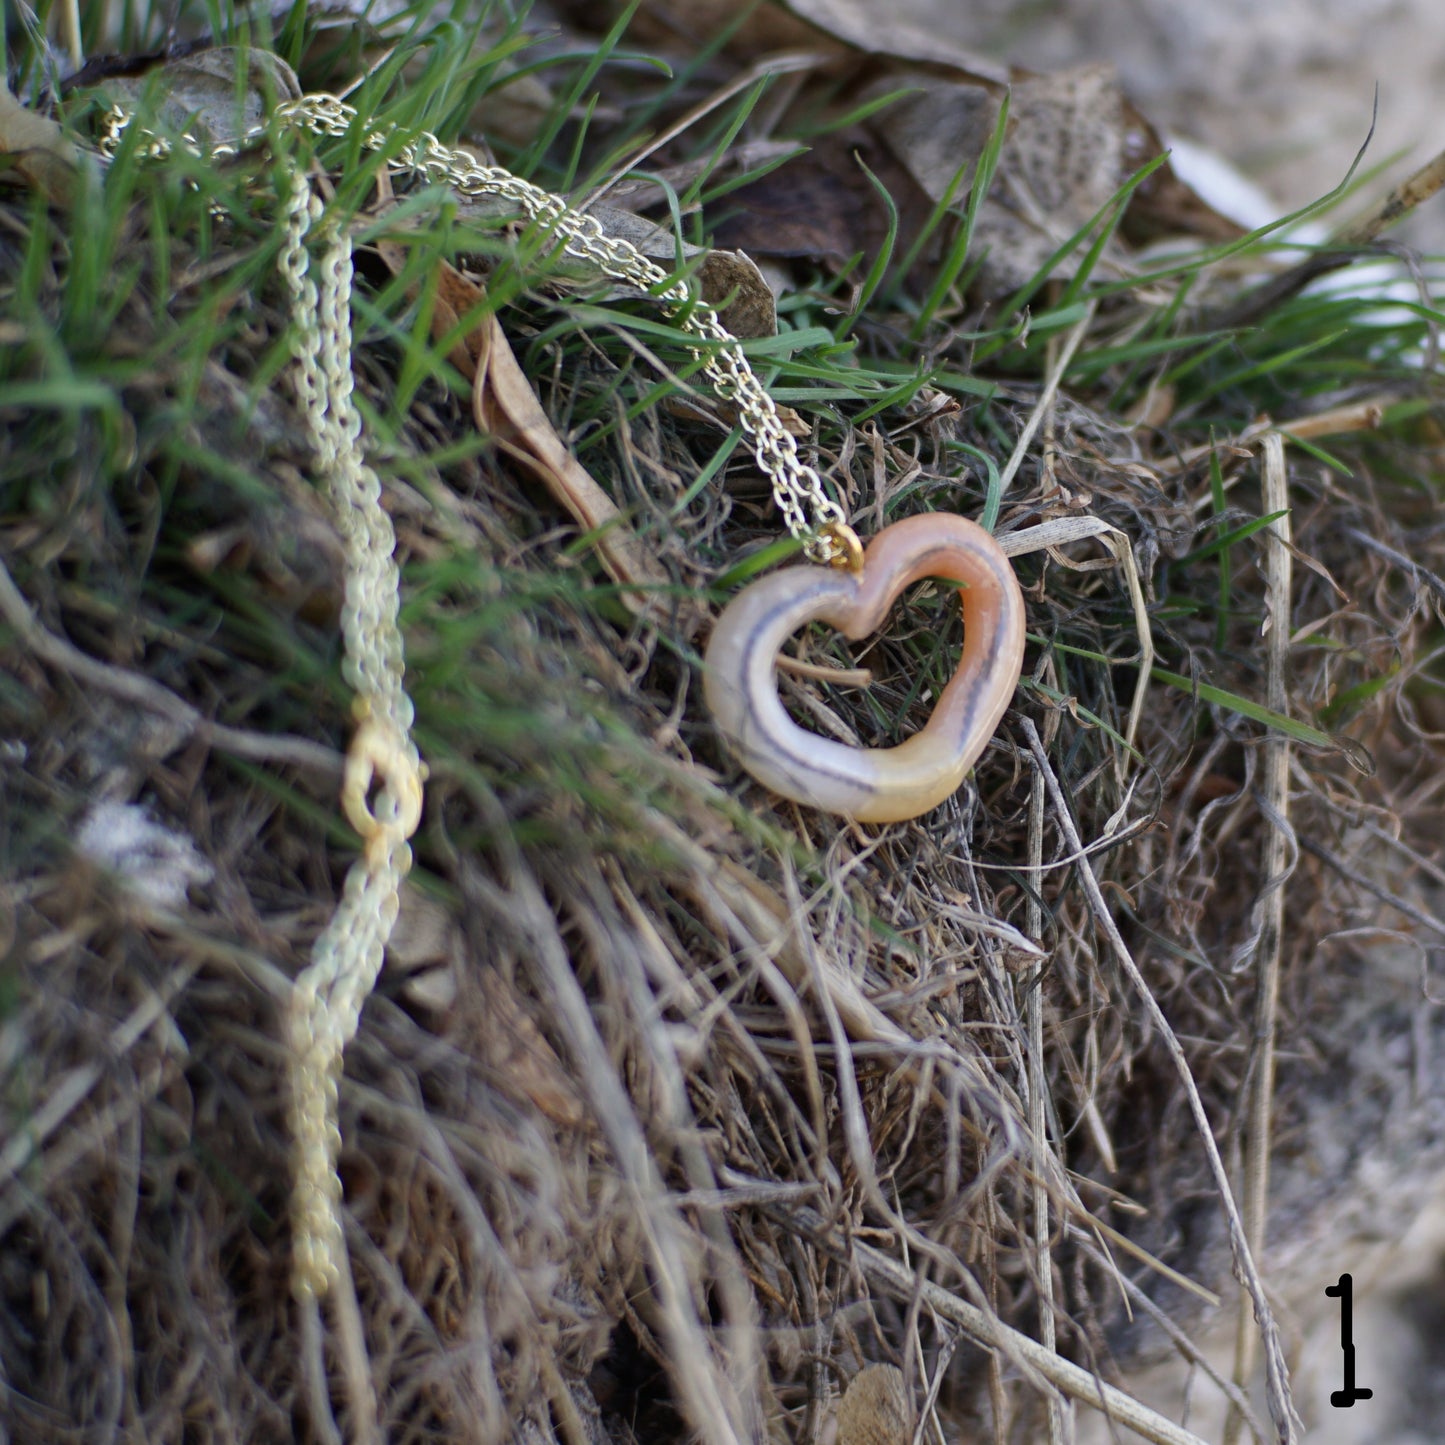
[817,521,864,573]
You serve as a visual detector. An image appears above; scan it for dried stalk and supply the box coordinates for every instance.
[1021,718,1300,1445]
[1223,433,1295,1442]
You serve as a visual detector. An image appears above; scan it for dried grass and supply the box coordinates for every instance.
[5,95,1445,1445]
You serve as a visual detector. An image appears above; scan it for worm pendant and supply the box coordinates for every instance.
[703,514,1025,823]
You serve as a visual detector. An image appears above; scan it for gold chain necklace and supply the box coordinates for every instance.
[275,93,853,562]
[100,91,1026,1296]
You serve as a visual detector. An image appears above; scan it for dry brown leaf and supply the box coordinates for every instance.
[554,0,825,57]
[697,247,778,340]
[602,137,800,216]
[0,80,77,200]
[863,74,1004,213]
[869,62,1243,297]
[1118,96,1246,245]
[777,0,1008,83]
[986,65,1130,292]
[710,127,942,295]
[467,291,671,612]
[99,46,301,150]
[1124,380,1177,430]
[466,70,557,152]
[586,202,778,339]
[380,253,675,617]
[712,133,880,264]
[868,63,1133,297]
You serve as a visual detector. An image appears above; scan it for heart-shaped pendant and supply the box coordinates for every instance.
[704,513,1025,823]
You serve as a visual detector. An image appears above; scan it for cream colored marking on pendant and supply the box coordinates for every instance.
[704,514,1026,824]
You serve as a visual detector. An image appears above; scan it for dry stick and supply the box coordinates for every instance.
[1165,402,1388,487]
[1025,763,1065,1445]
[1297,833,1445,942]
[298,1297,343,1445]
[1020,718,1300,1445]
[1074,1236,1272,1444]
[327,1252,382,1445]
[913,1334,959,1445]
[60,0,83,66]
[0,556,344,776]
[793,1204,1213,1445]
[0,959,198,1195]
[1346,527,1445,608]
[1224,437,1296,1444]
[1358,817,1445,894]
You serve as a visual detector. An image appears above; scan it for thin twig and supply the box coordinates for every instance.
[299,1296,344,1445]
[329,1250,382,1445]
[1224,434,1295,1445]
[1075,1235,1272,1443]
[1297,834,1445,941]
[795,1204,1214,1445]
[1021,718,1300,1445]
[1165,402,1389,486]
[474,843,757,1445]
[0,959,199,1197]
[1346,527,1445,608]
[0,555,344,776]
[1025,763,1063,1445]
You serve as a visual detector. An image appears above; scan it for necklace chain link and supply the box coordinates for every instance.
[273,167,423,1299]
[99,88,852,1299]
[102,92,850,560]
[277,94,850,558]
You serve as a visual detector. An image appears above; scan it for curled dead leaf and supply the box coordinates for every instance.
[778,0,1008,83]
[372,240,686,625]
[865,63,1133,297]
[464,285,680,619]
[99,46,301,151]
[698,248,777,340]
[0,80,77,201]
